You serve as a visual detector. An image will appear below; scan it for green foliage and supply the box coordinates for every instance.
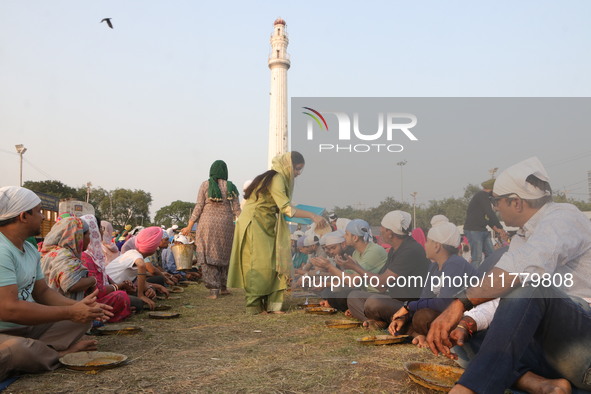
[154,200,194,228]
[463,184,481,202]
[23,180,77,199]
[333,186,485,230]
[554,192,591,211]
[74,185,109,219]
[98,188,152,229]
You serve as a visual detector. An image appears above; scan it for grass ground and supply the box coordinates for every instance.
[9,284,457,393]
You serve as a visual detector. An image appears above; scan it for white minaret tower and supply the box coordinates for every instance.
[267,18,290,167]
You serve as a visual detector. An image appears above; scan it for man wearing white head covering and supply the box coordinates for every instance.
[389,218,476,336]
[463,177,507,268]
[0,186,113,380]
[342,211,430,330]
[427,157,591,393]
[306,220,387,312]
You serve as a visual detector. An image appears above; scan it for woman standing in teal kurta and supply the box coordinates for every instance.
[227,152,327,314]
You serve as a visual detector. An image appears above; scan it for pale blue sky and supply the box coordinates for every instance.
[1,1,590,216]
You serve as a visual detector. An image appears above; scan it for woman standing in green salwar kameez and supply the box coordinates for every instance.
[227,152,327,314]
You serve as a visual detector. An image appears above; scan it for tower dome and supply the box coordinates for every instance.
[274,18,286,26]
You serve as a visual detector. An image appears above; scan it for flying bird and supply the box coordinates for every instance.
[101,18,113,29]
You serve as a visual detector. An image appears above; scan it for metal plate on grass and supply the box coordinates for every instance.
[59,351,127,371]
[403,362,464,392]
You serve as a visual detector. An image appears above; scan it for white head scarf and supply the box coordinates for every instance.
[320,231,346,246]
[81,214,109,287]
[493,157,550,199]
[381,211,412,235]
[335,218,351,233]
[430,215,449,226]
[428,222,461,248]
[0,186,41,220]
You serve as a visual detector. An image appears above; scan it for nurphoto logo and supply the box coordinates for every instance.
[302,107,418,153]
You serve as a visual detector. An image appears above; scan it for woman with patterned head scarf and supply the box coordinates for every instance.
[81,215,133,322]
[40,216,96,300]
[227,152,328,314]
[100,220,120,264]
[181,160,242,299]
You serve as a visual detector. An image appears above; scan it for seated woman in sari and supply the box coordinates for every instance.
[40,216,96,300]
[80,215,134,322]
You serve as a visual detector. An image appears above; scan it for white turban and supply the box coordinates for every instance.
[302,234,319,247]
[290,230,305,241]
[428,222,461,248]
[242,179,253,192]
[335,218,351,232]
[381,210,412,235]
[430,215,449,226]
[493,157,550,199]
[0,186,41,220]
[320,231,345,246]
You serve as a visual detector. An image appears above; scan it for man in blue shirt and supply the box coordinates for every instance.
[0,186,113,380]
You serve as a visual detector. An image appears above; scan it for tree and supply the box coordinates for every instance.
[74,185,108,219]
[101,188,152,229]
[463,184,481,202]
[154,200,194,228]
[23,180,78,199]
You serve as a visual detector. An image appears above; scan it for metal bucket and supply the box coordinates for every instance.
[171,244,194,270]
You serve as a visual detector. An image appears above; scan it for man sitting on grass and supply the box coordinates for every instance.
[0,186,113,380]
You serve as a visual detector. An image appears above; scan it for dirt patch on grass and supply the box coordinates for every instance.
[9,285,458,393]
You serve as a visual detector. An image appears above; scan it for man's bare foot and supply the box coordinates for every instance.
[344,309,353,317]
[516,372,572,394]
[319,300,330,307]
[267,311,286,314]
[206,289,220,299]
[362,320,387,330]
[220,289,231,295]
[206,294,218,300]
[59,339,98,357]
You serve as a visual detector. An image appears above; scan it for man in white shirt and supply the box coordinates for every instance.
[426,157,591,393]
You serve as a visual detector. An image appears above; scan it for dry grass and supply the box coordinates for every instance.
[9,285,456,393]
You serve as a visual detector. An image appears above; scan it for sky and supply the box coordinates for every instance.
[1,1,590,218]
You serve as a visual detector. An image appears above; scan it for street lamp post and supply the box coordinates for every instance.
[488,167,498,179]
[86,182,92,203]
[15,144,27,186]
[397,160,407,202]
[410,192,418,229]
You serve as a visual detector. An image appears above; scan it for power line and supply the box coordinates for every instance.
[22,157,55,179]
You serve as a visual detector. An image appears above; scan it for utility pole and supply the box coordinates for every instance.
[397,160,407,202]
[410,192,418,229]
[86,182,92,203]
[488,167,498,179]
[15,144,27,186]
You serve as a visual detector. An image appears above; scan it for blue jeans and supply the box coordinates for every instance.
[465,230,494,267]
[457,286,591,393]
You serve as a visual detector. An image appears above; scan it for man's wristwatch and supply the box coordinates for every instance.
[402,300,410,311]
[454,289,474,311]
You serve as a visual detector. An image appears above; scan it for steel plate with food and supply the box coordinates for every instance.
[324,320,363,329]
[148,311,181,319]
[96,324,142,335]
[403,362,464,392]
[59,351,128,371]
[356,334,410,345]
[304,307,337,315]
